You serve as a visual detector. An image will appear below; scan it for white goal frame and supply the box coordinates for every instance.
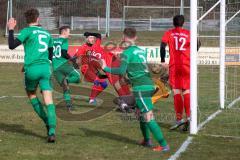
[190,0,240,134]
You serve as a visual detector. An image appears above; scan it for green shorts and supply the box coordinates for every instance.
[53,62,80,85]
[133,85,155,113]
[24,63,52,91]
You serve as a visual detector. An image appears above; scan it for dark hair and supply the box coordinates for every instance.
[123,27,137,38]
[24,8,39,24]
[59,26,70,34]
[173,15,185,27]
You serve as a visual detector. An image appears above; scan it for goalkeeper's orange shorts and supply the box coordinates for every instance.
[169,64,190,90]
[152,78,169,104]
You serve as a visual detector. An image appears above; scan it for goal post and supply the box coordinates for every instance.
[190,0,198,135]
[190,0,227,134]
[219,0,226,110]
[190,0,240,136]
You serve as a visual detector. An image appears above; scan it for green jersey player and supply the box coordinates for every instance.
[52,26,80,111]
[7,8,56,143]
[101,28,169,152]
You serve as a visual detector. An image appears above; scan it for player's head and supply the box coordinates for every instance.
[173,15,185,27]
[59,26,70,38]
[86,36,96,45]
[24,8,40,24]
[122,27,137,44]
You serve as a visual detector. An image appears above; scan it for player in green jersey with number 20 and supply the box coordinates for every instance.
[101,28,169,152]
[52,26,80,111]
[7,8,57,143]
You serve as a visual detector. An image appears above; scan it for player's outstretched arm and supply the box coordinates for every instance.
[197,38,201,51]
[160,42,167,63]
[7,18,22,50]
[61,49,71,59]
[48,47,53,61]
[160,42,168,68]
[102,60,128,75]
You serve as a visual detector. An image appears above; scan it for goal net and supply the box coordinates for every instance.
[195,0,240,138]
[6,0,109,36]
[122,6,203,31]
[122,2,240,137]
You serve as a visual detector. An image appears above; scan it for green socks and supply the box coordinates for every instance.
[47,104,56,135]
[140,120,150,141]
[63,90,71,105]
[30,98,56,136]
[147,119,167,147]
[30,98,48,125]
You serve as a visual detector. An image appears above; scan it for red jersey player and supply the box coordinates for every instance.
[161,15,200,131]
[76,32,132,109]
[76,32,108,104]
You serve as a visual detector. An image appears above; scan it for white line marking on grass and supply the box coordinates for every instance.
[11,95,27,98]
[0,96,7,99]
[227,96,240,109]
[0,95,27,99]
[204,134,240,140]
[198,109,222,130]
[168,108,224,160]
[168,137,193,160]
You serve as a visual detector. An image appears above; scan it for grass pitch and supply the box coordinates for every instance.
[0,64,239,160]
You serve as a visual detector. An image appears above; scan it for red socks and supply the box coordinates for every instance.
[174,94,184,121]
[89,85,105,100]
[183,93,190,118]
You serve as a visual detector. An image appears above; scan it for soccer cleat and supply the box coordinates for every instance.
[89,99,97,105]
[47,134,56,143]
[152,145,170,152]
[138,139,153,147]
[119,102,128,112]
[66,103,73,112]
[182,120,190,132]
[66,100,73,111]
[170,119,185,130]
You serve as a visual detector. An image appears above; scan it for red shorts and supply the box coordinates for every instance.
[81,64,106,83]
[169,65,190,89]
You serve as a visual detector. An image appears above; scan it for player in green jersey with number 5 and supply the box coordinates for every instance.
[7,8,57,143]
[52,26,80,111]
[101,28,169,152]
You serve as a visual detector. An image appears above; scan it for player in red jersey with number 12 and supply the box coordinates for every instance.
[160,15,200,131]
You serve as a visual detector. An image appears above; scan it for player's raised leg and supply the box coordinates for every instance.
[52,26,81,110]
[89,78,108,105]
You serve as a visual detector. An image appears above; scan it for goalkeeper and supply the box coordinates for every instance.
[101,28,169,152]
[51,26,80,111]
